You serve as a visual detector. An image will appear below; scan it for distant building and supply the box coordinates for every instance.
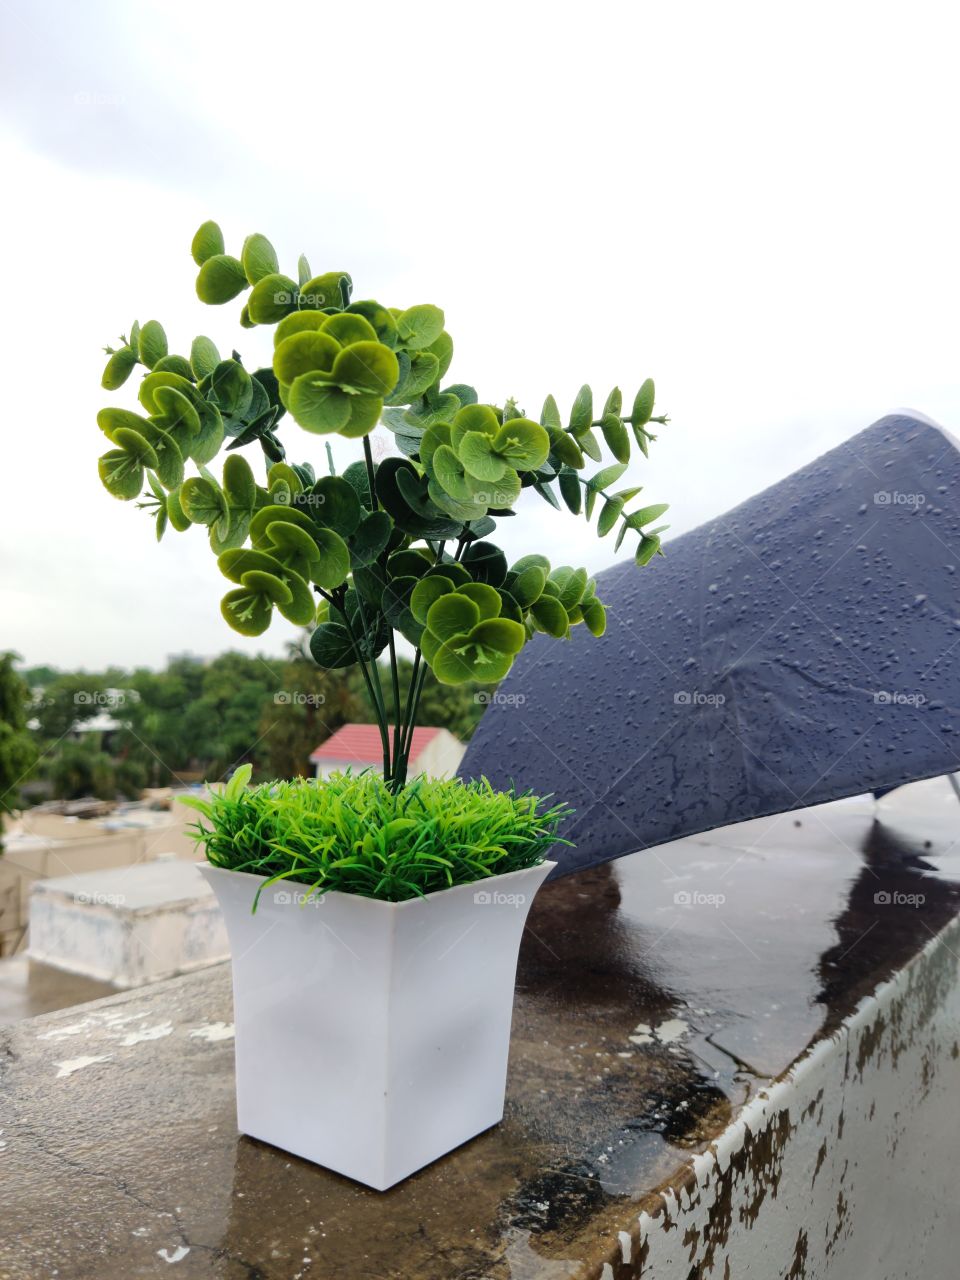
[309,725,465,780]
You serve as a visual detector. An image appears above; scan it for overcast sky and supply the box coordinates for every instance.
[2,0,958,670]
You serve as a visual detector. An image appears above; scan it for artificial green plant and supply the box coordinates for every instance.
[97,221,669,790]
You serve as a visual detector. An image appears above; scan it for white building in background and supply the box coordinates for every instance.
[309,725,465,781]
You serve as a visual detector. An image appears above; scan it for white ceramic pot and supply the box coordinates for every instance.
[200,858,555,1190]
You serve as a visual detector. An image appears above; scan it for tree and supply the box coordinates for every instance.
[0,653,40,835]
[95,220,670,790]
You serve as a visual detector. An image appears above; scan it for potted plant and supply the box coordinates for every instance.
[95,221,669,1188]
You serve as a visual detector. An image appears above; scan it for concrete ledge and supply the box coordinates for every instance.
[28,859,228,987]
[1,786,958,1278]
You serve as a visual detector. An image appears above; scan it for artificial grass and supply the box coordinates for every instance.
[182,765,571,904]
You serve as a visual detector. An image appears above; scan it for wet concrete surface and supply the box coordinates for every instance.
[1,785,959,1279]
[0,956,116,1027]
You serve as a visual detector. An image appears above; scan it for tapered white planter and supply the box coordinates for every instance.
[201,859,554,1190]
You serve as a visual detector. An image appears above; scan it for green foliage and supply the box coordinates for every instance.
[95,219,671,790]
[184,767,571,903]
[0,654,39,831]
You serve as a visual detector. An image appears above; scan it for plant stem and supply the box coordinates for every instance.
[387,631,403,791]
[363,436,379,511]
[332,593,391,781]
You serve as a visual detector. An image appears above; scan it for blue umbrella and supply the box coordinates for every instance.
[460,414,960,877]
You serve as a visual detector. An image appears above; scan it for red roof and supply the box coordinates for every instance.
[310,724,443,765]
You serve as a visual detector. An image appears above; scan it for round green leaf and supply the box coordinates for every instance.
[137,320,167,370]
[450,403,499,453]
[461,541,508,587]
[113,426,159,470]
[299,272,352,310]
[632,379,655,428]
[180,476,226,526]
[275,569,316,626]
[250,503,316,544]
[274,311,329,346]
[457,582,502,621]
[332,342,399,396]
[426,330,454,380]
[242,233,279,285]
[265,519,321,566]
[426,593,480,643]
[581,597,607,637]
[530,596,569,637]
[167,487,192,532]
[492,419,550,471]
[191,221,224,266]
[218,548,286,583]
[470,617,525,655]
[346,299,398,347]
[223,454,257,512]
[411,575,454,624]
[97,406,151,441]
[274,331,341,385]
[221,587,272,636]
[432,443,475,501]
[310,476,362,536]
[247,273,298,324]
[309,621,358,670]
[419,423,452,470]
[349,511,393,566]
[152,354,194,380]
[98,450,143,500]
[138,371,200,416]
[240,569,292,606]
[322,313,378,346]
[152,385,200,437]
[190,336,220,380]
[311,528,351,590]
[458,432,508,482]
[396,304,445,351]
[190,401,225,465]
[511,565,546,608]
[340,393,384,438]
[101,347,137,390]
[288,375,350,433]
[196,254,248,304]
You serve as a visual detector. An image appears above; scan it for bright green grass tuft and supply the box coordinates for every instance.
[182,765,572,904]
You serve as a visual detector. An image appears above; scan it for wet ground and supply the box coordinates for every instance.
[1,782,959,1279]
